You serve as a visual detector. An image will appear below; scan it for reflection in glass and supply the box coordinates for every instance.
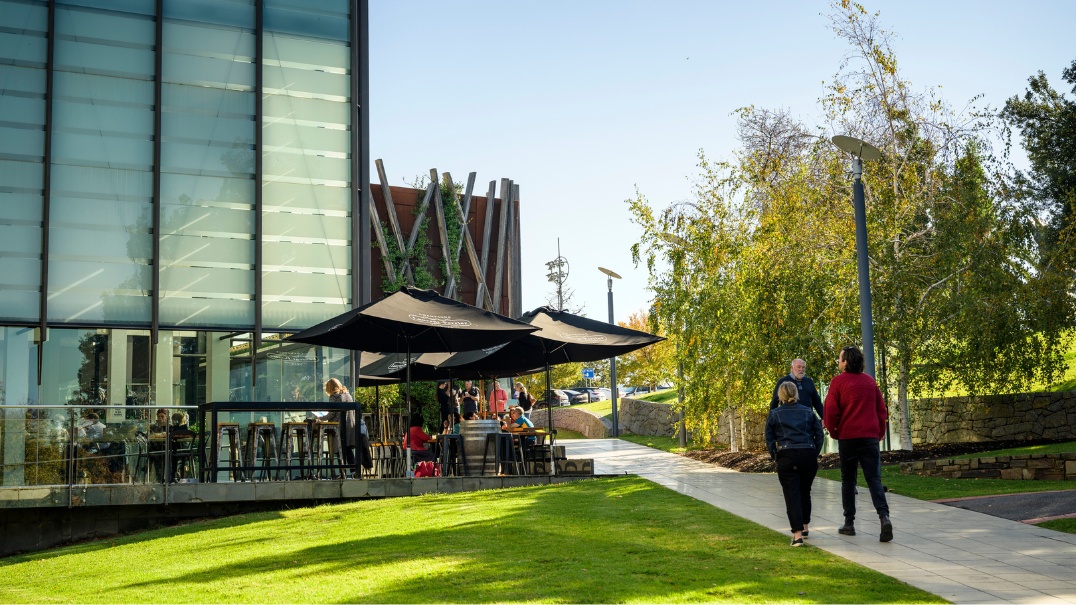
[47,2,156,324]
[0,1,48,321]
[262,0,353,330]
[159,1,257,328]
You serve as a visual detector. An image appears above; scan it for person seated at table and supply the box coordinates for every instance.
[443,412,462,435]
[148,408,169,435]
[506,406,536,444]
[404,414,435,463]
[463,411,479,421]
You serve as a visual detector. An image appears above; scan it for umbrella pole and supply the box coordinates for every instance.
[405,341,413,477]
[546,360,555,476]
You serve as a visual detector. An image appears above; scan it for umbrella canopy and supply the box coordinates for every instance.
[356,351,454,383]
[287,287,538,353]
[440,306,665,471]
[288,287,538,475]
[439,306,665,374]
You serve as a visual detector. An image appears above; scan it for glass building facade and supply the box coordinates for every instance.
[0,0,371,485]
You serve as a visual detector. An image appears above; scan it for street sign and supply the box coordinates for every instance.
[582,368,595,379]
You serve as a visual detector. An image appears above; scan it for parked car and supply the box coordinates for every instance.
[596,387,612,400]
[577,387,603,401]
[539,389,571,407]
[563,389,590,404]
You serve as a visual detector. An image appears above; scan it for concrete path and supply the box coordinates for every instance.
[561,438,1076,604]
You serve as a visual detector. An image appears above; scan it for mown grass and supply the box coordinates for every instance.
[0,477,941,604]
[1038,517,1076,534]
[817,465,1076,501]
[953,441,1076,458]
[618,434,706,454]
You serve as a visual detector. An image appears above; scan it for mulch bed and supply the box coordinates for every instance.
[684,438,1076,473]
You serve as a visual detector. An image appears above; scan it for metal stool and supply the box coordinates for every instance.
[311,421,344,479]
[279,422,312,480]
[438,433,468,476]
[484,432,522,476]
[211,422,242,481]
[245,422,279,481]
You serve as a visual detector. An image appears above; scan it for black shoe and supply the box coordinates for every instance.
[790,537,804,547]
[801,529,809,537]
[879,515,893,542]
[838,522,856,536]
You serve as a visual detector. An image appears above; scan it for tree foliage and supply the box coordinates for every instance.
[629,1,1074,450]
[615,310,675,390]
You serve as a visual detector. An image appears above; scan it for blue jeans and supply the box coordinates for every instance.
[838,437,889,521]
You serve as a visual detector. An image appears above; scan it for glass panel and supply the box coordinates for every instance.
[0,1,47,322]
[263,0,350,42]
[48,4,156,325]
[159,2,256,329]
[262,4,353,331]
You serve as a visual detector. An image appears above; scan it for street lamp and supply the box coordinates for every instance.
[831,135,881,378]
[657,232,689,449]
[598,266,621,437]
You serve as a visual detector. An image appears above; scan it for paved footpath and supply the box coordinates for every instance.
[561,438,1076,604]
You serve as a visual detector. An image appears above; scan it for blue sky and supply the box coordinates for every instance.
[368,1,1076,322]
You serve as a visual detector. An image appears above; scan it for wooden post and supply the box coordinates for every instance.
[430,169,455,297]
[492,178,512,313]
[477,180,497,309]
[375,159,412,283]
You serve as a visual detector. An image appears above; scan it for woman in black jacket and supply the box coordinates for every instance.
[765,381,824,546]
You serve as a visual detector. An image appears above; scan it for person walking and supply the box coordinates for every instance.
[515,382,535,418]
[823,345,893,542]
[489,381,509,415]
[437,380,459,426]
[770,358,823,418]
[766,382,824,547]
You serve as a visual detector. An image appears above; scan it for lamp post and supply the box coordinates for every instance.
[657,232,688,448]
[831,135,881,378]
[598,266,621,437]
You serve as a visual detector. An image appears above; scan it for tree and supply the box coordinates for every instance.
[616,310,674,390]
[629,1,1073,451]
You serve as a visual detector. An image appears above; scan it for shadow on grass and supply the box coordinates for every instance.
[58,478,942,604]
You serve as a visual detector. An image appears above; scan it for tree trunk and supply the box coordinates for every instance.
[894,357,914,450]
[728,407,738,452]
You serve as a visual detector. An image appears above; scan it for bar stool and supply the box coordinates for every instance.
[438,433,467,476]
[483,432,522,476]
[211,422,242,482]
[279,422,312,480]
[311,421,344,479]
[245,422,279,481]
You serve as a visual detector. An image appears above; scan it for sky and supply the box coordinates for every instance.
[368,0,1076,324]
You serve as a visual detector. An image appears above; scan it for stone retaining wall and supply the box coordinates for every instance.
[900,453,1076,480]
[531,407,611,438]
[910,391,1076,444]
[619,398,678,436]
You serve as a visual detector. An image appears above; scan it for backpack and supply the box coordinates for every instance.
[414,460,441,478]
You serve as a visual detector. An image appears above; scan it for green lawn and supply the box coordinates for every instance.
[1039,518,1076,534]
[0,477,940,604]
[816,465,1076,501]
[953,441,1076,458]
[619,434,705,454]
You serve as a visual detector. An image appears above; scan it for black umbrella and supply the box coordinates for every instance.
[289,287,538,472]
[439,306,665,467]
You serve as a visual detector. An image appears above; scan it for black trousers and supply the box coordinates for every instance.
[775,448,818,533]
[838,437,889,521]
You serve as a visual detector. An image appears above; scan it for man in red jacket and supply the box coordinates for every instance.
[823,345,893,542]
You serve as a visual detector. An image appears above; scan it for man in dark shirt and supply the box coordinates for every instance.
[770,358,823,418]
[460,380,480,416]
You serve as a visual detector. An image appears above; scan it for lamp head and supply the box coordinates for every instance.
[831,135,881,161]
[597,267,622,279]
